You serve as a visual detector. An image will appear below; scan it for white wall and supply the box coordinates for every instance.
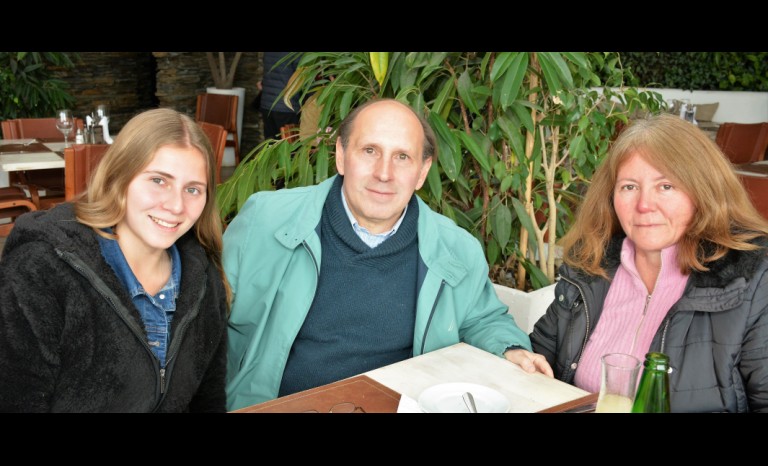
[642,88,768,124]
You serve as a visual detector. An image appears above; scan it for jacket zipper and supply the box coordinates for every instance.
[57,249,203,411]
[156,280,207,407]
[419,280,445,355]
[629,294,653,355]
[660,316,672,353]
[302,240,320,276]
[560,276,591,382]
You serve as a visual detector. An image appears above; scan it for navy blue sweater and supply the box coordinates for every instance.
[279,178,419,396]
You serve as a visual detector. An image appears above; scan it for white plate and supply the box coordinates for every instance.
[418,383,510,413]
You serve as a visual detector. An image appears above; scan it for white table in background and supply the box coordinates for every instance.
[0,139,65,189]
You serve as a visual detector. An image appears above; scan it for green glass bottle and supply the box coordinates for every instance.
[631,352,671,413]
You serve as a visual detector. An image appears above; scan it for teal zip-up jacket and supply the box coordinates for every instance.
[223,176,530,411]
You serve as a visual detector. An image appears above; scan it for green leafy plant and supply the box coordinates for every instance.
[0,52,76,120]
[217,52,664,290]
[613,52,768,92]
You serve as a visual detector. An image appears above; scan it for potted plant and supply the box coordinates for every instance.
[217,52,665,292]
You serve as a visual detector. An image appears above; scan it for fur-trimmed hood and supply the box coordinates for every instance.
[563,233,768,289]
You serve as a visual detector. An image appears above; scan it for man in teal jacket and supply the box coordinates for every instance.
[224,99,552,410]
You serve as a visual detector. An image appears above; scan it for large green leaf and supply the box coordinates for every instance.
[429,112,459,181]
[277,140,292,180]
[426,158,442,201]
[500,53,528,109]
[315,142,330,183]
[495,115,525,160]
[456,130,491,174]
[524,261,550,290]
[486,237,500,269]
[339,90,355,120]
[561,52,589,71]
[537,52,562,93]
[490,52,516,83]
[511,197,536,239]
[432,78,455,119]
[546,52,574,88]
[480,52,492,80]
[457,70,480,115]
[492,202,512,250]
[510,100,535,134]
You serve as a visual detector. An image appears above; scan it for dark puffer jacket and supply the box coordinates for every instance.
[0,204,228,412]
[531,235,768,413]
[260,52,300,114]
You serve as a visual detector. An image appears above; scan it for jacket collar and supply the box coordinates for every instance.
[274,176,336,249]
[273,175,469,287]
[413,195,468,287]
[600,234,768,289]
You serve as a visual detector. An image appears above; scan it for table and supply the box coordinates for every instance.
[0,139,66,172]
[735,160,768,178]
[233,343,594,413]
[734,161,768,220]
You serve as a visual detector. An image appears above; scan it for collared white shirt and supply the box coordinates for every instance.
[341,186,407,249]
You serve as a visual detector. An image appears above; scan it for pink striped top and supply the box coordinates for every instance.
[573,238,689,393]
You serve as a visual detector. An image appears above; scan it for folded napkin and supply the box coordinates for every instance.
[397,394,423,413]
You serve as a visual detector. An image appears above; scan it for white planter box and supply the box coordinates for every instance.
[493,283,555,334]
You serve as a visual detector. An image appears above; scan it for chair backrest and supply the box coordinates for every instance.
[197,121,228,184]
[738,174,768,221]
[0,187,37,237]
[1,117,85,140]
[715,122,768,164]
[195,94,238,137]
[64,144,109,201]
[195,93,241,165]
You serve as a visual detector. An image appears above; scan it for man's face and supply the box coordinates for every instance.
[335,101,432,234]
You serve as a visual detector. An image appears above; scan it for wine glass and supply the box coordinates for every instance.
[55,109,74,148]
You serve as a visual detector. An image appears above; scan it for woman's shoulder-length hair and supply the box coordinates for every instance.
[561,113,768,278]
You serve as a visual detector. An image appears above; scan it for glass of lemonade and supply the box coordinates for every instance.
[595,353,641,413]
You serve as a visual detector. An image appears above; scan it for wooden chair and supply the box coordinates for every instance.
[197,122,228,184]
[0,187,37,237]
[195,93,240,165]
[738,174,768,221]
[1,117,84,140]
[1,117,86,207]
[280,124,300,142]
[63,144,109,202]
[715,122,768,164]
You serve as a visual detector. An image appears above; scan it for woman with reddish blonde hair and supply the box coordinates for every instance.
[528,113,768,412]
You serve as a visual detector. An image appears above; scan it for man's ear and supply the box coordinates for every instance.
[415,156,433,190]
[335,138,345,175]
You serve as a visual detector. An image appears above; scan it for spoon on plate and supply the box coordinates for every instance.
[462,391,478,413]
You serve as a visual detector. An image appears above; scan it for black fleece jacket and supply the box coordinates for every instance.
[0,204,227,412]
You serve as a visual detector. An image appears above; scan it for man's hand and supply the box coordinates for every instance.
[504,349,554,378]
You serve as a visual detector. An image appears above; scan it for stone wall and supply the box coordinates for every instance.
[153,52,262,155]
[51,52,157,135]
[51,52,265,158]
